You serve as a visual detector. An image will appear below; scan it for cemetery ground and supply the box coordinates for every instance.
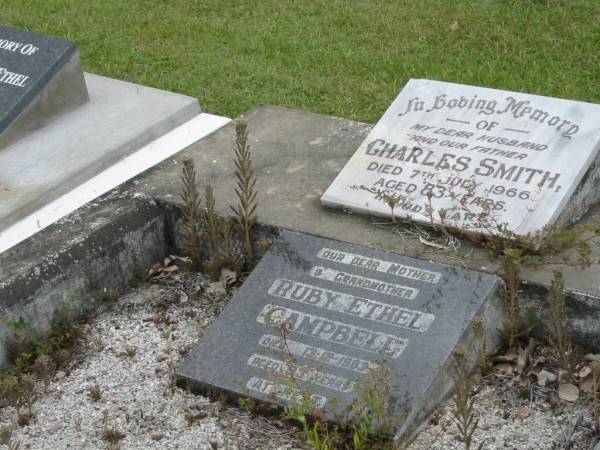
[2,1,599,123]
[1,114,599,448]
[0,257,598,449]
[2,1,600,449]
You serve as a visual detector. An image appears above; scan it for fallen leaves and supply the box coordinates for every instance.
[147,255,192,281]
[558,383,579,402]
[491,341,599,405]
[206,268,238,296]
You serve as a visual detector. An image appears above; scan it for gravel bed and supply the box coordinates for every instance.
[0,269,598,449]
[408,378,597,449]
[0,272,302,450]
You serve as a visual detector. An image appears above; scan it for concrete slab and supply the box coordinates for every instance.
[125,105,600,349]
[0,72,200,233]
[0,113,230,254]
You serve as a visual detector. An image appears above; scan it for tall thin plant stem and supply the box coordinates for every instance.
[230,120,258,268]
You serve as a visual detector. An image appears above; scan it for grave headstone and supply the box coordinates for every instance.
[0,25,88,148]
[0,26,202,237]
[178,230,502,438]
[321,79,600,238]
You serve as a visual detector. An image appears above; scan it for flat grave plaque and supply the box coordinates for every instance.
[178,230,501,437]
[321,79,600,238]
[0,25,87,145]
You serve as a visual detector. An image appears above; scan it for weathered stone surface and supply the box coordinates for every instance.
[321,79,600,237]
[0,73,200,234]
[178,230,502,438]
[0,26,88,147]
[0,197,169,369]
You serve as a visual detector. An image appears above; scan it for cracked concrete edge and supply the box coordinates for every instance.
[0,196,171,369]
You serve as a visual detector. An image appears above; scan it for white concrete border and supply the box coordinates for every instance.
[0,113,231,254]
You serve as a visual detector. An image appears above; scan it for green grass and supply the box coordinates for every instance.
[2,0,599,122]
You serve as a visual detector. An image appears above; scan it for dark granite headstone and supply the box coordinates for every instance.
[0,25,88,147]
[178,231,502,438]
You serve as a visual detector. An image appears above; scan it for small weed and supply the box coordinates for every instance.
[452,345,479,450]
[238,397,252,412]
[0,424,20,449]
[184,409,208,426]
[180,159,203,269]
[502,253,525,351]
[204,185,221,263]
[547,270,576,382]
[350,363,394,449]
[203,186,244,280]
[1,374,37,427]
[472,317,489,374]
[102,410,126,444]
[74,415,82,431]
[593,362,600,433]
[103,288,119,304]
[152,312,170,326]
[230,120,258,269]
[179,124,259,280]
[275,322,396,449]
[167,350,178,393]
[87,383,103,402]
[117,344,137,359]
[30,354,55,384]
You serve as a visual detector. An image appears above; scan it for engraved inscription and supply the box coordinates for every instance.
[258,334,373,374]
[247,354,355,393]
[246,376,327,408]
[268,279,434,332]
[257,304,407,358]
[317,247,441,283]
[0,67,29,88]
[310,266,419,300]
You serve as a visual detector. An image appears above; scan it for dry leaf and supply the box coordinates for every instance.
[207,281,227,296]
[519,375,531,390]
[584,353,600,362]
[531,356,546,367]
[172,255,192,264]
[558,383,579,402]
[494,362,515,373]
[578,366,592,379]
[450,21,460,32]
[536,369,557,387]
[220,268,237,287]
[517,406,530,421]
[494,354,518,363]
[178,290,189,303]
[162,265,179,273]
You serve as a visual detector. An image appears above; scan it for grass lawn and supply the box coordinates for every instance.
[2,0,599,122]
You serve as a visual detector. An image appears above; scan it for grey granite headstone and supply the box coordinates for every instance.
[178,230,502,439]
[0,25,88,148]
